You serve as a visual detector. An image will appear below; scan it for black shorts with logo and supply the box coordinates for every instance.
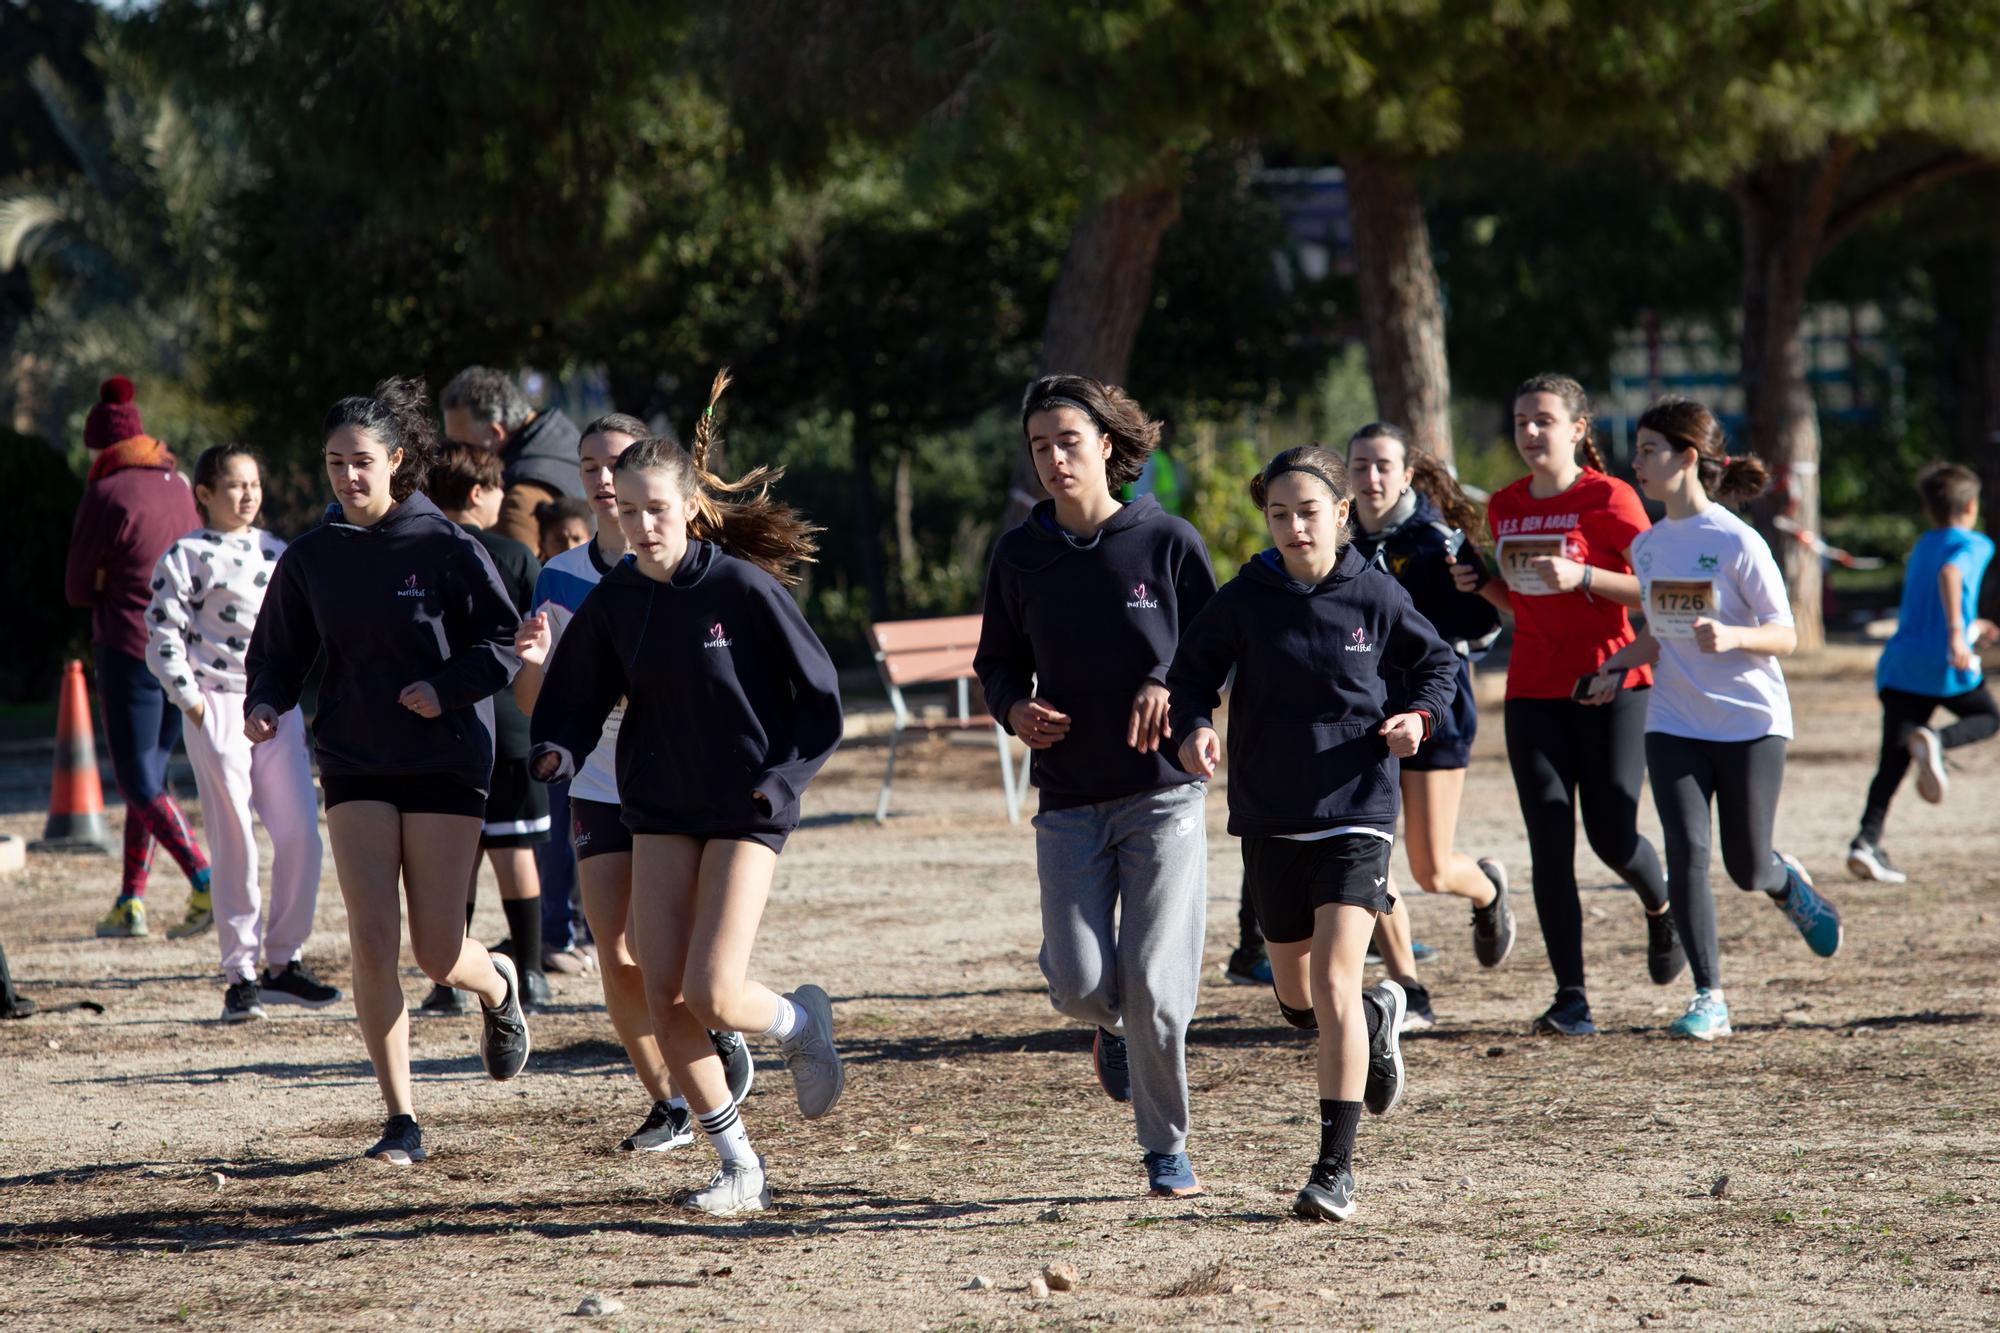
[1241,832,1396,945]
[570,796,634,862]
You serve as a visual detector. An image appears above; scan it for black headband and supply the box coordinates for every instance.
[1024,395,1101,432]
[1263,462,1342,496]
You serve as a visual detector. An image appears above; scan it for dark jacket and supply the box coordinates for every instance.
[245,493,520,793]
[502,408,582,498]
[529,541,843,842]
[64,441,200,661]
[1166,543,1458,837]
[975,496,1216,810]
[1348,491,1503,658]
[464,524,541,760]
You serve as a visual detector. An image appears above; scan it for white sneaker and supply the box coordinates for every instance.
[684,1155,769,1215]
[1907,727,1948,803]
[1845,838,1908,884]
[779,984,845,1119]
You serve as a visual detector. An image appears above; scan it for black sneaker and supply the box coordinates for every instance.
[365,1114,426,1165]
[1093,1027,1132,1103]
[520,966,553,1012]
[1646,907,1687,985]
[1471,858,1517,968]
[418,983,467,1016]
[1224,944,1273,986]
[1846,838,1908,884]
[1398,979,1437,1033]
[620,1099,695,1152]
[712,1029,756,1106]
[1293,1160,1357,1221]
[1531,988,1597,1036]
[258,960,342,1009]
[221,978,265,1024]
[479,953,532,1081]
[1362,980,1407,1115]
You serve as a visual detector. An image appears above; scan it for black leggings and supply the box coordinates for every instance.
[1503,689,1668,995]
[1645,732,1789,992]
[1859,684,1999,843]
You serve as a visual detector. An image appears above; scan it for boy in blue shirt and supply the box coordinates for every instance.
[1849,463,1998,882]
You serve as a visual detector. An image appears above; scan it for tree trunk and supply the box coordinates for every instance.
[893,445,918,590]
[1733,150,1855,652]
[849,418,890,621]
[1342,155,1453,465]
[1982,239,2000,557]
[999,174,1182,533]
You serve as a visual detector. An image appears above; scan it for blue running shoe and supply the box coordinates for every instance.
[1093,1027,1131,1102]
[1668,989,1732,1041]
[1772,854,1842,957]
[1364,941,1439,966]
[1531,988,1597,1036]
[1144,1151,1203,1198]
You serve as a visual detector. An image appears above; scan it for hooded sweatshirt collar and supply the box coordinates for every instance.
[1004,494,1163,572]
[1247,540,1368,595]
[602,537,719,590]
[320,490,451,534]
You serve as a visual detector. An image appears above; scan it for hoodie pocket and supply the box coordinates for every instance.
[1229,720,1395,823]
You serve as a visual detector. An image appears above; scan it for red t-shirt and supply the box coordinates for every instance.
[1485,468,1654,700]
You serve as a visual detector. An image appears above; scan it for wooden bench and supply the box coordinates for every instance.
[867,614,1023,824]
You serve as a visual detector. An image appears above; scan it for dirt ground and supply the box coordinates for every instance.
[3,653,1998,1331]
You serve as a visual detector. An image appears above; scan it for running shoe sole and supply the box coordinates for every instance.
[1473,858,1517,968]
[166,911,214,940]
[220,1002,264,1024]
[1845,844,1907,884]
[365,1143,427,1166]
[1364,980,1407,1115]
[1778,854,1843,958]
[1908,729,1947,804]
[1670,1019,1733,1041]
[257,986,342,1009]
[784,984,844,1119]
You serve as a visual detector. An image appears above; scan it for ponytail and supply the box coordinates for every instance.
[613,370,821,586]
[322,375,439,502]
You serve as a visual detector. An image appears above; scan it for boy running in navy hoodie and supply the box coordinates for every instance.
[975,374,1218,1199]
[1168,445,1459,1222]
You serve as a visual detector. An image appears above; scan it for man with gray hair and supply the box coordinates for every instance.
[440,366,584,548]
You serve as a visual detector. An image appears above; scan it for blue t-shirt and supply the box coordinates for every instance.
[1877,526,1994,697]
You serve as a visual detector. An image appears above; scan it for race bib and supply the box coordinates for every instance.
[1498,537,1568,595]
[1647,578,1715,641]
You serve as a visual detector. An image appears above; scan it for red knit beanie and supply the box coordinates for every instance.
[84,376,145,450]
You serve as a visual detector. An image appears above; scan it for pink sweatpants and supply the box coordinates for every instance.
[182,691,324,982]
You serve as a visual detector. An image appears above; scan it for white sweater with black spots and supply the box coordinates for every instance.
[144,525,287,712]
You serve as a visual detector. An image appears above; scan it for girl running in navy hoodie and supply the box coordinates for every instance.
[1169,445,1458,1223]
[975,374,1217,1199]
[530,373,844,1217]
[1346,423,1516,1028]
[245,378,531,1166]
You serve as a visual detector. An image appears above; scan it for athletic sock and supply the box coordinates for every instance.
[501,896,543,977]
[121,813,155,898]
[762,995,805,1044]
[696,1102,755,1166]
[1318,1099,1363,1169]
[132,792,209,881]
[667,1096,689,1112]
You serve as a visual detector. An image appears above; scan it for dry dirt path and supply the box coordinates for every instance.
[3,661,1997,1330]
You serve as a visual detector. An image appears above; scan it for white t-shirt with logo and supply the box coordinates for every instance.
[1631,505,1793,741]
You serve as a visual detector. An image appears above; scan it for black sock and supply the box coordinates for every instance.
[1318,1099,1363,1169]
[501,896,543,977]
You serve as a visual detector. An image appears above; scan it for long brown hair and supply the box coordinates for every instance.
[1635,395,1768,504]
[1346,421,1483,533]
[1020,374,1163,488]
[612,370,820,585]
[1514,372,1606,473]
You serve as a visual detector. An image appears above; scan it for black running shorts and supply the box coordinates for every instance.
[481,757,552,849]
[1241,832,1395,945]
[569,796,633,862]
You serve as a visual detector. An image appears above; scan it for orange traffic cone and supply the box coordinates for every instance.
[29,659,111,854]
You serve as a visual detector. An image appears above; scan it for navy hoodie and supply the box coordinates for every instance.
[1166,542,1458,837]
[529,541,842,846]
[975,496,1217,811]
[1348,491,1502,658]
[245,493,520,793]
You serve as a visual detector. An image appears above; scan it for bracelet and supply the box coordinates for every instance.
[1581,564,1595,591]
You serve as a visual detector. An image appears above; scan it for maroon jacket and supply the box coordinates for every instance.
[64,438,200,661]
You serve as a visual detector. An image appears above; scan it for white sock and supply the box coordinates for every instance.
[762,995,804,1044]
[696,1102,755,1167]
[666,1096,688,1112]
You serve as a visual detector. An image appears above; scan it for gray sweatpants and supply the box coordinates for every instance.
[1034,781,1208,1156]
